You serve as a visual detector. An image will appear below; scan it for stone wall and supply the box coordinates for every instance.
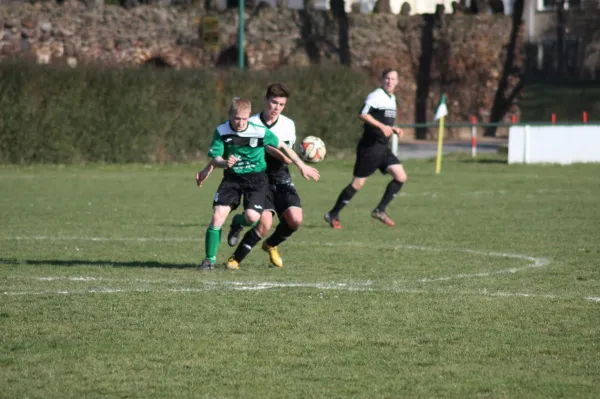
[0,1,522,127]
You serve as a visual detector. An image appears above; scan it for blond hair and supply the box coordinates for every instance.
[229,97,252,117]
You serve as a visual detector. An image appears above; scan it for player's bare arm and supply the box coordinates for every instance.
[196,162,215,187]
[278,142,320,181]
[211,155,239,169]
[265,145,292,165]
[392,127,404,137]
[359,114,394,137]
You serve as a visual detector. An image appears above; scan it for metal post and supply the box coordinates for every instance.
[391,133,398,157]
[238,0,245,70]
[471,116,477,158]
[524,125,530,164]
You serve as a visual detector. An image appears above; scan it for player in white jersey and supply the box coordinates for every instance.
[196,95,319,271]
[226,83,305,268]
[324,68,407,229]
[196,84,311,269]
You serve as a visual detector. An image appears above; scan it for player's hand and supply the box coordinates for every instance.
[226,155,239,168]
[300,165,320,181]
[392,127,404,137]
[381,125,394,137]
[196,169,211,187]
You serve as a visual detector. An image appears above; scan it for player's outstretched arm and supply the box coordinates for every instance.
[196,162,214,187]
[278,142,320,181]
[265,146,292,164]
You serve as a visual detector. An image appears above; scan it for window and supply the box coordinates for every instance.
[537,0,583,11]
[537,0,558,11]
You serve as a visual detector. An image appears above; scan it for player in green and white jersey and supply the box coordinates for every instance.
[197,97,319,271]
[227,83,304,269]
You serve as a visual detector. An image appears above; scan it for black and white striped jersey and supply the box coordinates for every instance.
[249,112,296,184]
[359,87,397,145]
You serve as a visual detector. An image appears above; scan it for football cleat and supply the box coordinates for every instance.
[227,221,244,247]
[324,212,342,229]
[262,241,283,268]
[197,258,215,271]
[225,256,240,270]
[371,209,395,227]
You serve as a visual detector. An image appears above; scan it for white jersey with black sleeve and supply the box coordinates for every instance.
[249,112,296,184]
[359,87,397,145]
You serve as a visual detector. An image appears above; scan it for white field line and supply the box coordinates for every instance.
[1,235,550,283]
[2,281,598,304]
[585,297,600,302]
[4,235,588,301]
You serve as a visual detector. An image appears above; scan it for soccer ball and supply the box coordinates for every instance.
[299,136,326,163]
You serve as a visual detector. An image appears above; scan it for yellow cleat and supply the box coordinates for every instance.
[225,257,240,270]
[262,241,283,268]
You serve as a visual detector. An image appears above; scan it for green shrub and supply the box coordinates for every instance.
[0,62,375,164]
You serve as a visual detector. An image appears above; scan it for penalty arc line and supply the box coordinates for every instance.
[1,235,551,283]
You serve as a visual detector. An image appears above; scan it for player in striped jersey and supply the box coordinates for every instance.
[227,83,303,268]
[324,68,407,228]
[196,95,319,270]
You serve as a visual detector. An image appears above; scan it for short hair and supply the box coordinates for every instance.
[265,83,290,100]
[229,97,251,116]
[381,68,398,79]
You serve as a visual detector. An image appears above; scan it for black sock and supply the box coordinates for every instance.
[266,221,296,248]
[330,185,357,216]
[232,228,262,263]
[376,180,404,212]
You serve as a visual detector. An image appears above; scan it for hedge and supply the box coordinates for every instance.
[0,62,377,164]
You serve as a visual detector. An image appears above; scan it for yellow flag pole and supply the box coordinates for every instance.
[435,115,445,174]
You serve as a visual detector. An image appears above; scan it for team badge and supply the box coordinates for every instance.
[249,138,258,147]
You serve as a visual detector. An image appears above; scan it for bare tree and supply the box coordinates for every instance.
[330,0,351,65]
[485,0,524,136]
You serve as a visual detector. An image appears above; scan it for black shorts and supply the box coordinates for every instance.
[213,172,268,213]
[264,182,302,217]
[353,141,401,178]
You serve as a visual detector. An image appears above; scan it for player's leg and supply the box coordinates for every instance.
[228,183,274,247]
[371,152,407,227]
[199,179,239,270]
[264,184,302,265]
[263,205,301,268]
[226,174,268,270]
[325,145,377,228]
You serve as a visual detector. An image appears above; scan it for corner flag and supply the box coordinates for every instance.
[434,94,448,174]
[434,94,448,121]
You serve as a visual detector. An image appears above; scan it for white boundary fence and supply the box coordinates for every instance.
[508,125,600,164]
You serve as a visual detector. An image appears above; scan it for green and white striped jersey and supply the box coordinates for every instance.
[208,120,280,174]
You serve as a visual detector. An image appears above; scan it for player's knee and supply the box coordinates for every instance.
[245,210,261,225]
[287,215,302,230]
[212,209,229,226]
[391,167,407,183]
[256,223,270,237]
[256,215,272,236]
[351,179,365,191]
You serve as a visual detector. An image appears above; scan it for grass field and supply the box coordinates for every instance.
[1,154,600,398]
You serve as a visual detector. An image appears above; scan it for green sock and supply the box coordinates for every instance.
[205,226,222,263]
[233,213,257,227]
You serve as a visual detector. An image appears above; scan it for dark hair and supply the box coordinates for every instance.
[381,68,398,79]
[265,83,291,99]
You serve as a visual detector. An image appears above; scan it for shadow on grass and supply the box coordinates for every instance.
[155,223,205,228]
[0,258,197,269]
[459,158,508,164]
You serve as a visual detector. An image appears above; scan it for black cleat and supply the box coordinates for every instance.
[324,212,342,229]
[227,221,244,247]
[197,258,215,271]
